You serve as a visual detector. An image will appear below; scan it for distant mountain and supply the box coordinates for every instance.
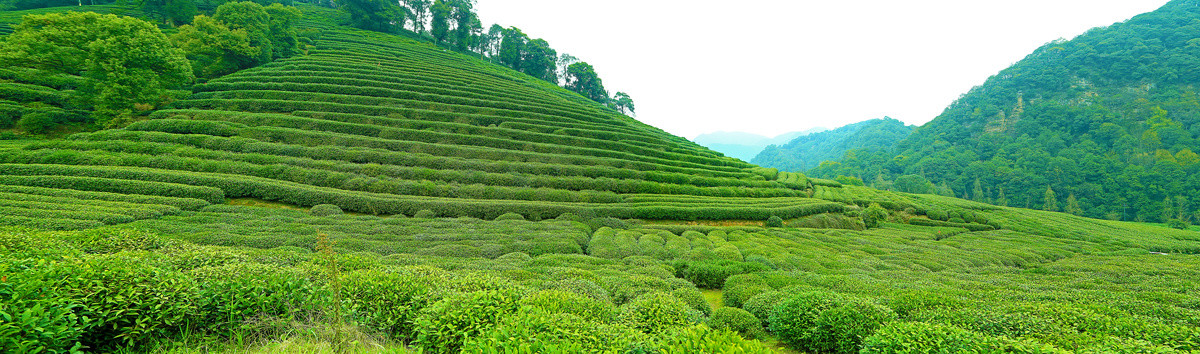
[693,127,826,161]
[752,118,914,172]
[813,0,1200,222]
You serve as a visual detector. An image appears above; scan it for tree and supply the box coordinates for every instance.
[497,26,525,70]
[1043,186,1058,212]
[339,0,403,33]
[564,62,607,103]
[521,38,557,82]
[214,1,274,63]
[404,0,431,33]
[171,15,257,78]
[0,12,192,126]
[429,0,451,43]
[263,3,303,58]
[556,53,578,85]
[972,178,985,202]
[1064,193,1083,216]
[482,24,503,57]
[610,92,635,115]
[449,0,478,52]
[893,175,933,194]
[172,2,300,79]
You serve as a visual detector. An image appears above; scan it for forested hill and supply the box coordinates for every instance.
[813,0,1200,225]
[753,118,913,173]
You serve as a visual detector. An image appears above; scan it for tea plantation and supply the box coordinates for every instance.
[1,4,1200,354]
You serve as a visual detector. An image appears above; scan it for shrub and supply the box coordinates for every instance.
[768,291,843,352]
[414,289,523,353]
[618,292,694,334]
[743,291,788,326]
[671,287,712,317]
[860,322,1065,354]
[414,209,437,219]
[494,212,526,221]
[863,203,888,228]
[309,204,344,216]
[654,325,772,353]
[708,307,764,339]
[675,260,769,289]
[809,298,897,353]
[342,269,436,340]
[1167,219,1189,230]
[724,284,773,308]
[765,215,783,228]
[520,290,616,323]
[460,307,644,353]
[17,111,55,135]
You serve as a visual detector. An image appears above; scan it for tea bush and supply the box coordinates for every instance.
[413,288,523,353]
[708,307,764,339]
[617,292,695,334]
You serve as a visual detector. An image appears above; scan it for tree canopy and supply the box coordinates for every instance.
[0,11,192,126]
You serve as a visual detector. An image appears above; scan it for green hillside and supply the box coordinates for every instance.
[1,3,1199,354]
[813,0,1200,225]
[753,118,914,173]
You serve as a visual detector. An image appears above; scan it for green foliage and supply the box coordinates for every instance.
[863,203,888,228]
[654,325,772,353]
[519,289,615,323]
[674,260,769,289]
[0,11,192,126]
[765,215,783,228]
[493,212,526,221]
[460,307,636,353]
[860,321,1066,354]
[617,292,694,334]
[309,203,343,216]
[707,307,764,339]
[768,291,843,352]
[1167,218,1190,230]
[342,269,433,339]
[414,288,522,353]
[742,290,787,326]
[564,62,607,104]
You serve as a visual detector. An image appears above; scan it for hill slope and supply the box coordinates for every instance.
[0,20,847,223]
[753,118,914,172]
[814,0,1200,223]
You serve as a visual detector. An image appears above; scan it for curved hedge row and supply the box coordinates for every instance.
[0,173,225,204]
[0,185,210,210]
[58,130,790,189]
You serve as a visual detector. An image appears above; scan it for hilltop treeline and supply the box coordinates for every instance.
[330,0,635,113]
[813,0,1200,226]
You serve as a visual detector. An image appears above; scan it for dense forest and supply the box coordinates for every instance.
[753,118,914,173]
[812,0,1200,226]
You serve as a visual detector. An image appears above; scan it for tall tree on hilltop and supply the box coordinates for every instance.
[450,0,479,52]
[564,62,607,103]
[521,38,557,82]
[610,92,635,116]
[404,0,430,33]
[429,0,450,43]
[498,26,525,70]
[556,53,578,85]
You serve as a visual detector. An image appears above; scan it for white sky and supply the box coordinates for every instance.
[474,0,1172,139]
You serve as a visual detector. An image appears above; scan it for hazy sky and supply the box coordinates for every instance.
[474,0,1172,139]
